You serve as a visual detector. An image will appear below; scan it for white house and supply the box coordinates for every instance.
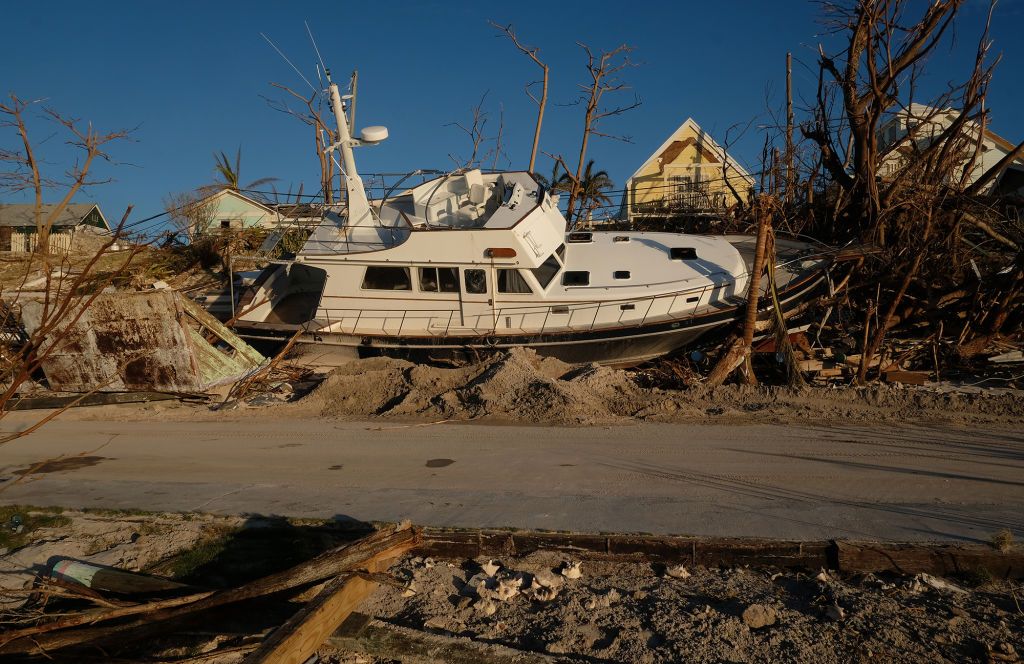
[878,103,1024,195]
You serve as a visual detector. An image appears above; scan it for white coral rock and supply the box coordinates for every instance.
[481,559,501,577]
[666,565,691,579]
[561,561,582,580]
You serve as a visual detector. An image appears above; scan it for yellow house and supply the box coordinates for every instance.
[622,118,754,224]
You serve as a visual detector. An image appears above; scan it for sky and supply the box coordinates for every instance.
[3,0,1023,234]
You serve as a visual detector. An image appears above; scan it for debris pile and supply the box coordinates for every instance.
[0,516,419,662]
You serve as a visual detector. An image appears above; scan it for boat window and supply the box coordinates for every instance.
[614,270,631,280]
[567,232,592,243]
[361,266,411,291]
[531,254,561,289]
[497,269,533,294]
[419,267,459,293]
[562,271,590,286]
[670,247,698,260]
[464,268,487,294]
[555,243,566,262]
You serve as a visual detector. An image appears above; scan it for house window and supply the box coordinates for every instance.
[419,267,459,292]
[464,269,487,294]
[220,220,232,229]
[361,266,411,290]
[497,269,533,294]
[562,271,590,286]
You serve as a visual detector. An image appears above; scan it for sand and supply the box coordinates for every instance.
[284,347,1024,427]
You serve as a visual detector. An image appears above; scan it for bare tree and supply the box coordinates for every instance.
[164,191,216,241]
[0,95,142,437]
[565,43,641,222]
[489,21,549,173]
[1,94,129,255]
[263,84,337,204]
[447,92,491,169]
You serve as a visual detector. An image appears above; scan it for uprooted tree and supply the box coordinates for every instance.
[706,0,1023,386]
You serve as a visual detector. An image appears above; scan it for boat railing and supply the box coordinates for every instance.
[315,282,718,338]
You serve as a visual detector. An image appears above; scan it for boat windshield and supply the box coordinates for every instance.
[531,253,561,289]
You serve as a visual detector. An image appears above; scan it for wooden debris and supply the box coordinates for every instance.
[882,370,929,385]
[0,523,419,656]
[244,539,410,664]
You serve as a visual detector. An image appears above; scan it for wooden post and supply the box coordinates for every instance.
[785,52,794,206]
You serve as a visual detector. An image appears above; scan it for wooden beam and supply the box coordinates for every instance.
[244,545,410,664]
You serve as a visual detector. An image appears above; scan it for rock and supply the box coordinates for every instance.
[401,580,417,597]
[534,585,559,602]
[825,604,846,621]
[495,578,519,602]
[916,573,968,594]
[742,604,778,629]
[598,588,621,608]
[950,605,969,618]
[461,572,492,597]
[474,598,497,617]
[561,561,582,580]
[481,559,501,577]
[532,569,563,589]
[666,564,691,579]
[815,569,831,583]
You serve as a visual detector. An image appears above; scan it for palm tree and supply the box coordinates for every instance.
[207,147,277,196]
[532,161,572,193]
[573,160,614,221]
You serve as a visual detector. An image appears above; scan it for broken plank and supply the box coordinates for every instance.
[3,391,203,411]
[882,370,929,385]
[243,573,378,664]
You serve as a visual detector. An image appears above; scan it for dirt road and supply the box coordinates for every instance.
[1,417,1021,542]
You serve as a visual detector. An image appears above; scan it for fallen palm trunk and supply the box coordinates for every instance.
[0,522,419,656]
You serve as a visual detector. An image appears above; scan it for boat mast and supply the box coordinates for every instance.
[326,71,374,228]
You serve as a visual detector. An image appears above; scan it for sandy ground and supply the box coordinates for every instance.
[2,511,1021,663]
[347,551,1024,664]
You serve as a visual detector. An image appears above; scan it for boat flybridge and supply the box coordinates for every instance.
[232,76,833,366]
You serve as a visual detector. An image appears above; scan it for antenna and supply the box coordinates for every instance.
[261,32,316,93]
[305,21,328,81]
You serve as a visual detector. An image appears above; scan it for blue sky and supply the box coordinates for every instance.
[3,0,1022,233]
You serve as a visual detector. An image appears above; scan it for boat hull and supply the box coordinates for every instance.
[233,268,830,367]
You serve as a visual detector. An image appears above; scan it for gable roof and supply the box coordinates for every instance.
[0,203,106,229]
[627,117,755,185]
[200,188,277,214]
[891,103,1022,157]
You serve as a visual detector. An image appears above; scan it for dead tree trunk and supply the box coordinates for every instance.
[707,201,773,387]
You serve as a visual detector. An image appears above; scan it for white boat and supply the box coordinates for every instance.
[232,76,833,366]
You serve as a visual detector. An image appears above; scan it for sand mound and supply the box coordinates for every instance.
[304,348,653,425]
[293,348,1024,427]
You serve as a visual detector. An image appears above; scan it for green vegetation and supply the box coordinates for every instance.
[991,528,1014,553]
[0,505,70,551]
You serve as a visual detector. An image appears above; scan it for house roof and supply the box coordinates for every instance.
[894,103,1022,157]
[201,188,278,214]
[626,117,755,185]
[0,203,106,229]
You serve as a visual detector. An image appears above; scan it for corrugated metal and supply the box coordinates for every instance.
[21,291,265,393]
